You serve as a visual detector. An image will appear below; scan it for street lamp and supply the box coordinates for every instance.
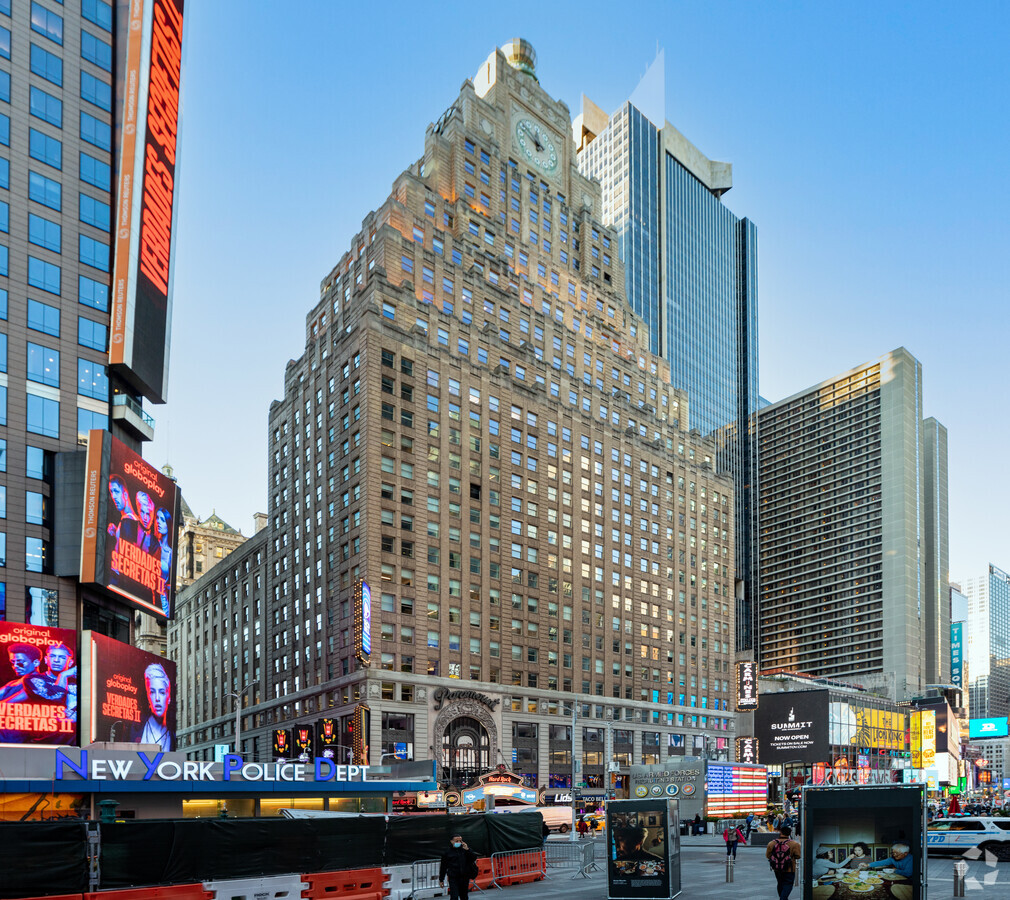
[226,680,258,759]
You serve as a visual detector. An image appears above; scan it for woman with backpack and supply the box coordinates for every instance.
[766,824,801,900]
[723,820,746,859]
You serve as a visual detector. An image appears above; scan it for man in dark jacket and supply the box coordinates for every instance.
[439,833,479,900]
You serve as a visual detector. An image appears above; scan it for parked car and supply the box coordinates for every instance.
[927,817,1010,860]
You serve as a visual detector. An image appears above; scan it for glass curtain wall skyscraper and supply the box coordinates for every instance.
[576,66,760,653]
[958,565,1010,718]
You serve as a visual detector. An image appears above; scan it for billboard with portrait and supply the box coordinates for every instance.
[606,798,680,899]
[80,430,179,619]
[0,622,77,745]
[754,690,829,765]
[82,632,176,750]
[802,784,925,900]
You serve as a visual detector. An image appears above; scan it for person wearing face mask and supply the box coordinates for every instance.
[439,833,479,900]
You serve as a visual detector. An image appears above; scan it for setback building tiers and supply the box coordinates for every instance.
[169,41,737,791]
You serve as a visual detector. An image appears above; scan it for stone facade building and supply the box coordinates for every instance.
[169,41,737,798]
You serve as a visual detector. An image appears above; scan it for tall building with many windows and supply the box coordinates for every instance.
[0,0,184,636]
[757,348,949,698]
[574,60,760,654]
[957,565,1010,719]
[169,41,739,799]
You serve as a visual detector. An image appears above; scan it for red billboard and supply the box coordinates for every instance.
[80,430,179,619]
[83,632,176,751]
[110,0,185,403]
[0,622,77,746]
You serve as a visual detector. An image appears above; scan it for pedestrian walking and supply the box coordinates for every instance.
[766,825,801,900]
[439,833,479,900]
[723,820,745,859]
[744,812,755,840]
[541,818,550,846]
[577,814,590,839]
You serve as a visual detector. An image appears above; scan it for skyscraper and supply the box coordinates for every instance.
[170,41,739,793]
[757,348,949,699]
[0,0,184,636]
[574,60,760,653]
[957,565,1010,718]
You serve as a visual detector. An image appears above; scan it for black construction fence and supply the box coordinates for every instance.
[0,811,544,898]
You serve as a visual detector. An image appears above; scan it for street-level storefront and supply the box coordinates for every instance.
[0,746,437,820]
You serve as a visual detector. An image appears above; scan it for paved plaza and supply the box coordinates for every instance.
[518,835,1010,899]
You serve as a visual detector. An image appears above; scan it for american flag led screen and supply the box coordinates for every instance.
[705,762,768,817]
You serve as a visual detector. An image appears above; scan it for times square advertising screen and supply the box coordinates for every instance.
[80,430,179,619]
[83,632,176,751]
[0,622,77,745]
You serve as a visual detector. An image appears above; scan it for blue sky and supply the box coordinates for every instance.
[151,1,1010,582]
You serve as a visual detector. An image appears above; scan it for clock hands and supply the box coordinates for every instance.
[531,131,544,153]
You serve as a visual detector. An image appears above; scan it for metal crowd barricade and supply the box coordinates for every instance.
[546,841,597,879]
[490,847,547,888]
[410,857,490,898]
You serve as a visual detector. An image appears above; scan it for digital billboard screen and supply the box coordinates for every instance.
[83,632,176,751]
[110,0,185,404]
[802,784,925,900]
[706,762,768,818]
[273,728,292,761]
[0,622,77,745]
[80,430,179,619]
[754,690,829,765]
[969,717,1009,739]
[736,661,758,710]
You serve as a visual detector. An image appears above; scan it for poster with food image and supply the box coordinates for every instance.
[606,798,681,899]
[802,784,924,900]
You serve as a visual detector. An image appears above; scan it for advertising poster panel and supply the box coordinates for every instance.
[0,622,77,745]
[969,717,1009,739]
[294,723,314,760]
[80,430,180,619]
[606,798,680,899]
[736,661,758,710]
[273,728,292,760]
[754,690,829,765]
[737,737,758,765]
[83,632,176,750]
[802,784,924,900]
[317,717,343,759]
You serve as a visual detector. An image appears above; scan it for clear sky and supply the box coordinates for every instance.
[150,0,1010,583]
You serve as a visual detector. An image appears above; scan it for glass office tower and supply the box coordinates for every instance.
[577,85,760,653]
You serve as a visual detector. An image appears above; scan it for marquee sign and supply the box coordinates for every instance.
[736,661,758,711]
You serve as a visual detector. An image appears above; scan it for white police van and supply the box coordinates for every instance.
[927,817,1010,860]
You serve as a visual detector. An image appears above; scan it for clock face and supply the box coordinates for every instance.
[513,114,559,175]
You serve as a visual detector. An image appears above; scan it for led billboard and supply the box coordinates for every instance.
[736,661,758,710]
[110,0,185,403]
[705,762,768,818]
[0,622,77,745]
[969,717,1009,739]
[272,728,292,761]
[950,622,963,688]
[82,632,176,751]
[754,690,829,765]
[80,430,179,619]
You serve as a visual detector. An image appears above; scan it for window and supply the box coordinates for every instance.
[30,43,62,87]
[0,112,7,146]
[80,111,110,150]
[0,200,6,232]
[80,152,109,190]
[29,171,61,211]
[29,213,61,252]
[81,30,111,71]
[31,2,63,45]
[30,86,62,127]
[0,332,5,370]
[82,0,113,32]
[28,256,60,294]
[0,26,8,60]
[26,536,48,573]
[77,358,107,399]
[29,128,62,169]
[0,70,9,103]
[28,342,59,386]
[26,491,45,525]
[79,274,108,310]
[26,446,47,480]
[80,71,111,111]
[77,407,107,436]
[26,394,59,437]
[27,299,59,336]
[0,158,8,189]
[79,234,108,270]
[79,193,109,230]
[78,316,106,351]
